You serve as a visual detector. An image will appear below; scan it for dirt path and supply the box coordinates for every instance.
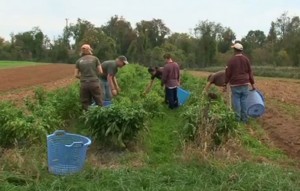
[189,71,300,160]
[0,64,76,102]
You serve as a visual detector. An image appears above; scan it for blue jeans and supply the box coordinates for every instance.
[165,87,179,109]
[100,79,112,101]
[231,85,249,123]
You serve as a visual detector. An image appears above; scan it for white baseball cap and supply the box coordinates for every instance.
[231,43,243,51]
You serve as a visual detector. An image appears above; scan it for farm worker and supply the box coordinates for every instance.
[143,66,168,103]
[162,53,180,109]
[74,44,103,110]
[204,70,226,92]
[144,67,163,94]
[224,43,255,123]
[99,56,129,101]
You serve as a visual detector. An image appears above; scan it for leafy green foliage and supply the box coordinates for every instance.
[26,83,82,120]
[83,103,147,147]
[0,84,81,147]
[83,64,164,148]
[0,102,49,147]
[181,74,239,149]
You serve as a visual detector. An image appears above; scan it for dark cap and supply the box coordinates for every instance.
[118,55,129,65]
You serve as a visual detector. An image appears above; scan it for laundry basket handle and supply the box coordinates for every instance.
[65,142,84,148]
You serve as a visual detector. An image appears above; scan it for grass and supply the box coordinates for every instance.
[145,107,185,165]
[0,61,44,69]
[2,161,300,191]
[1,106,300,190]
[240,121,287,161]
[194,66,300,79]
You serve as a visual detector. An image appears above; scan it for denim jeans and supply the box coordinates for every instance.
[164,87,168,104]
[165,87,179,109]
[231,85,249,123]
[100,79,112,101]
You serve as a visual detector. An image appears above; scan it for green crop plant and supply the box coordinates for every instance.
[181,74,239,150]
[83,102,147,148]
[0,102,50,147]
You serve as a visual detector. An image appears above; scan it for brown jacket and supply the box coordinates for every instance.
[208,70,225,86]
[162,62,180,88]
[225,54,254,86]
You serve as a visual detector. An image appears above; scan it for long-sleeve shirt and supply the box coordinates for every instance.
[225,54,255,86]
[162,62,180,88]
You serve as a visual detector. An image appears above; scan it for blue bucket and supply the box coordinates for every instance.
[177,87,191,105]
[246,90,265,118]
[103,100,112,107]
[47,130,91,175]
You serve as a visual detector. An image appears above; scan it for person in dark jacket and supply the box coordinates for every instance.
[162,53,180,109]
[224,43,255,123]
[143,66,163,94]
[143,66,168,103]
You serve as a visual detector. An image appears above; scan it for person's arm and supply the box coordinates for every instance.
[113,76,121,92]
[225,62,232,85]
[74,61,80,79]
[161,65,168,86]
[204,82,212,93]
[108,74,117,96]
[96,58,103,74]
[224,62,232,92]
[247,59,255,90]
[97,65,103,74]
[144,80,155,94]
[74,68,80,79]
[177,64,181,86]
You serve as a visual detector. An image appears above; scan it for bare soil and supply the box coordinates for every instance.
[0,64,76,103]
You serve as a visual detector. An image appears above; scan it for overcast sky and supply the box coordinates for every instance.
[0,0,299,41]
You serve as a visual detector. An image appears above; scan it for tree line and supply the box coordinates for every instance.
[0,12,300,68]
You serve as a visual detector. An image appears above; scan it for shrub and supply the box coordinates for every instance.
[26,84,82,120]
[140,92,164,118]
[83,102,147,148]
[181,82,239,150]
[0,102,50,147]
[0,84,81,147]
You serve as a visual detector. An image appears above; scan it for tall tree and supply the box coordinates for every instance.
[78,27,117,60]
[218,27,236,53]
[102,16,136,55]
[166,33,197,67]
[130,19,171,64]
[68,19,95,46]
[194,20,223,67]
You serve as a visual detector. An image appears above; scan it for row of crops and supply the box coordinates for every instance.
[0,64,238,149]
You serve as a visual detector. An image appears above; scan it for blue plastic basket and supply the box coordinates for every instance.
[47,130,91,175]
[246,90,265,118]
[103,100,112,107]
[177,87,191,105]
